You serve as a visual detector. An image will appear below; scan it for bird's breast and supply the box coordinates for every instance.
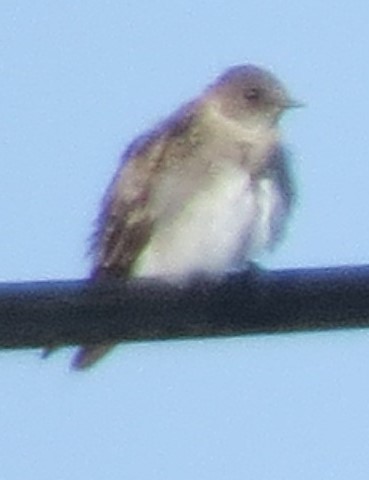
[132,164,284,279]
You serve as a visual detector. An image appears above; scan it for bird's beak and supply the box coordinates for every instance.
[285,98,305,109]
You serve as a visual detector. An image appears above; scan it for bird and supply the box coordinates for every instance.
[71,64,300,369]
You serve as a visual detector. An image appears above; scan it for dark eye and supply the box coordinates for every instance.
[244,87,261,101]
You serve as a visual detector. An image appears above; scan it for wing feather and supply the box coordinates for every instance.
[90,101,199,279]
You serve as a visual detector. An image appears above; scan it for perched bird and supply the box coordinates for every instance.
[72,64,300,369]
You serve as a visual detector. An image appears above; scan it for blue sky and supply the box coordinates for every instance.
[1,1,369,479]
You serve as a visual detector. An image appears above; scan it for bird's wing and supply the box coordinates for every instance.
[66,105,202,369]
[263,144,295,248]
[90,101,201,279]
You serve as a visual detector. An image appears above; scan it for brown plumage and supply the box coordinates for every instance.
[49,64,299,369]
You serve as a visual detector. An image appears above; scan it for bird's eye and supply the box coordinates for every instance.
[244,87,261,101]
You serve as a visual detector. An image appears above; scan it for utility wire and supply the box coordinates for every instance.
[0,265,369,350]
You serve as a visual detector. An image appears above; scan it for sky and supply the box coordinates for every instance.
[1,1,369,479]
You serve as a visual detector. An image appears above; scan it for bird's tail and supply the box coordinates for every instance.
[42,344,115,370]
[71,344,116,370]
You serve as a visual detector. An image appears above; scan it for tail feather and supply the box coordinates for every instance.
[41,347,58,359]
[71,344,115,370]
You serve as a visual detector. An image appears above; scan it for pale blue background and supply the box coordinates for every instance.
[1,2,369,479]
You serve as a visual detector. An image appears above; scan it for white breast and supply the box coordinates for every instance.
[132,165,284,278]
